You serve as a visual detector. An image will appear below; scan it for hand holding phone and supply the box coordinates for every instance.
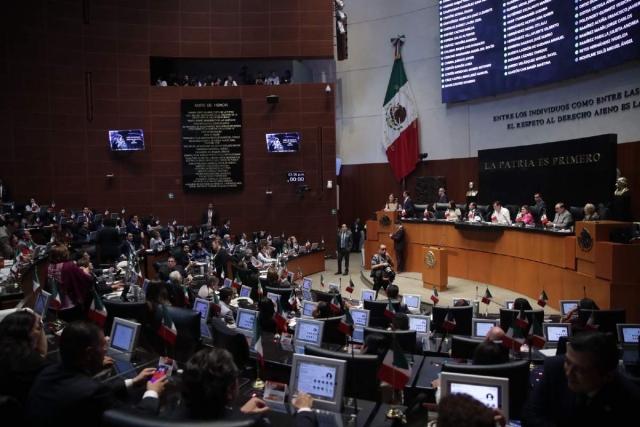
[151,366,168,383]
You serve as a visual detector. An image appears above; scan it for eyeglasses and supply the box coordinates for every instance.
[380,248,387,251]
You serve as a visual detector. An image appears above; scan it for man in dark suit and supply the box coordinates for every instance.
[437,187,448,203]
[25,320,166,426]
[201,203,218,228]
[351,218,363,253]
[118,232,138,259]
[335,224,353,276]
[162,347,316,426]
[389,220,406,272]
[401,190,415,218]
[157,256,192,282]
[522,331,640,426]
[76,221,90,242]
[217,218,231,238]
[211,239,229,277]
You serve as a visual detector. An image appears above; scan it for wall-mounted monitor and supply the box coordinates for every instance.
[266,132,300,153]
[109,129,145,151]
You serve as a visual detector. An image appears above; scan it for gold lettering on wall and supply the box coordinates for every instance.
[482,153,601,170]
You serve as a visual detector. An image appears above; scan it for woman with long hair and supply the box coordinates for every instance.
[45,245,93,322]
[0,310,50,403]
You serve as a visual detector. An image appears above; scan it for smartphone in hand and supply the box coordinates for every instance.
[150,366,168,383]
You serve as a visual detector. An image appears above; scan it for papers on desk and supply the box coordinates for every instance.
[538,349,557,358]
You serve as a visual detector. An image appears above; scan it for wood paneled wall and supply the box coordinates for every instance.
[0,0,338,252]
[339,142,640,225]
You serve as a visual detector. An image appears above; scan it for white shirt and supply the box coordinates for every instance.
[198,285,213,299]
[266,76,280,85]
[224,80,237,86]
[491,208,511,225]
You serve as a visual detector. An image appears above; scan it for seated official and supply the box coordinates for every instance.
[245,248,263,269]
[257,298,278,334]
[210,239,229,277]
[218,288,235,326]
[148,230,163,250]
[18,229,35,255]
[583,203,599,221]
[157,256,193,283]
[444,201,462,222]
[118,232,139,259]
[390,312,409,331]
[191,241,210,262]
[513,297,533,311]
[175,243,194,268]
[168,271,187,307]
[490,201,511,225]
[382,193,399,212]
[562,297,599,327]
[545,202,573,229]
[515,205,534,225]
[25,320,167,426]
[198,275,219,299]
[311,301,334,319]
[466,202,483,222]
[382,285,408,314]
[454,299,470,307]
[163,348,317,426]
[0,310,51,404]
[485,326,506,341]
[522,331,640,426]
[222,234,235,252]
[76,258,122,295]
[257,244,275,265]
[266,267,289,288]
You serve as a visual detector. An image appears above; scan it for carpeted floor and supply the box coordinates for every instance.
[299,253,559,315]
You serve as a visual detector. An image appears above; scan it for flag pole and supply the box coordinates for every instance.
[386,331,401,419]
[252,359,265,390]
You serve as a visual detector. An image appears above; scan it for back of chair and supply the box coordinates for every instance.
[363,327,417,354]
[264,286,294,311]
[101,300,147,336]
[450,336,509,362]
[317,316,345,345]
[435,203,448,211]
[152,306,200,361]
[0,395,23,425]
[569,206,584,222]
[432,306,473,336]
[101,408,257,427]
[313,290,335,304]
[304,346,380,401]
[364,300,402,328]
[210,318,251,370]
[578,309,626,334]
[441,360,531,420]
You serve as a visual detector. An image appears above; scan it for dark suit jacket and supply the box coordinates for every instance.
[0,349,51,404]
[438,194,448,203]
[118,240,137,258]
[402,197,416,217]
[522,355,640,427]
[126,221,142,235]
[163,404,317,426]
[201,209,218,227]
[336,230,353,251]
[25,363,158,426]
[76,227,89,241]
[218,225,231,238]
[390,226,406,250]
[212,247,229,275]
[97,226,121,258]
[157,264,188,281]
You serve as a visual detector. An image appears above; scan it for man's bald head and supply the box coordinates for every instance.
[485,326,505,341]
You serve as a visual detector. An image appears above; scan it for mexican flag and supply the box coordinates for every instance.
[384,299,396,319]
[320,274,325,288]
[258,282,264,297]
[381,41,419,182]
[183,286,190,306]
[377,338,412,390]
[211,291,222,314]
[346,278,354,294]
[430,287,439,304]
[253,319,264,367]
[330,294,342,314]
[296,267,304,282]
[502,323,525,352]
[288,290,298,310]
[275,298,288,333]
[529,317,547,349]
[537,290,548,307]
[338,309,354,336]
[583,312,598,331]
[515,309,529,329]
[442,308,456,331]
[158,305,178,345]
[481,287,492,305]
[88,290,108,326]
[50,279,62,311]
[232,276,242,291]
[33,266,41,292]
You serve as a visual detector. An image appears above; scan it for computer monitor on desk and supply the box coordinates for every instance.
[543,323,571,348]
[472,319,498,338]
[267,292,280,306]
[239,285,251,299]
[193,298,210,322]
[294,319,324,354]
[302,289,312,302]
[617,324,640,350]
[403,294,421,311]
[559,300,579,317]
[328,283,340,293]
[440,372,509,420]
[408,314,430,336]
[289,354,346,413]
[302,301,317,318]
[236,309,258,338]
[302,278,313,291]
[349,308,370,328]
[504,300,515,310]
[107,318,141,362]
[34,290,51,319]
[360,289,376,302]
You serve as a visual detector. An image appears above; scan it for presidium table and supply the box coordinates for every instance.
[365,211,640,322]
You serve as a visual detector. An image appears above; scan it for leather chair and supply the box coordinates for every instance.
[363,327,417,354]
[434,203,448,212]
[435,211,446,220]
[477,205,490,216]
[316,315,345,345]
[568,206,584,223]
[101,408,258,427]
[313,289,336,304]
[456,203,468,214]
[432,306,473,336]
[153,259,167,275]
[578,309,626,335]
[152,305,200,362]
[210,317,252,375]
[442,360,531,420]
[264,286,294,311]
[0,395,23,425]
[597,203,611,220]
[304,346,380,401]
[101,300,147,336]
[529,206,541,224]
[505,205,519,221]
[450,335,509,362]
[364,300,401,328]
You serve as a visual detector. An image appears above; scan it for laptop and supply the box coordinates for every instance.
[298,246,307,254]
[311,243,318,251]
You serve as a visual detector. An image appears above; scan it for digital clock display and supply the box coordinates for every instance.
[287,172,306,183]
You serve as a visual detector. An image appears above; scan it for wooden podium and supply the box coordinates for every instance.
[574,220,631,277]
[422,246,448,291]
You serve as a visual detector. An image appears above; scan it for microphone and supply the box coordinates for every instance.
[476,286,479,301]
[583,286,587,298]
[436,328,449,354]
[437,234,445,248]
